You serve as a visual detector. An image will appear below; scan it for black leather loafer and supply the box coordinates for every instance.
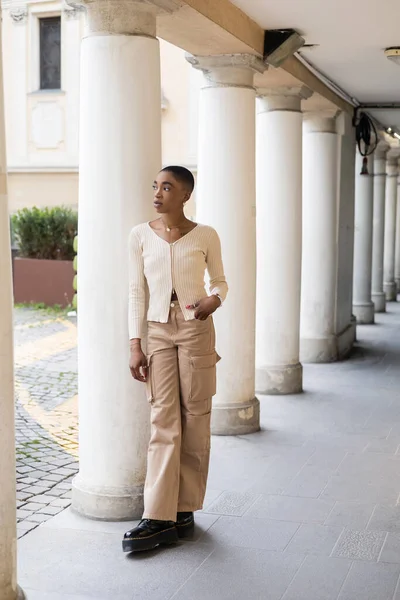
[122,519,178,552]
[176,512,195,539]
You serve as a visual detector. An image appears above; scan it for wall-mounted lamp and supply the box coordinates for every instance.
[384,48,400,66]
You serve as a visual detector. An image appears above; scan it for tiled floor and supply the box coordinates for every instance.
[18,303,400,599]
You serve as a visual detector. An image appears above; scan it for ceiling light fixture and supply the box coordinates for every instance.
[384,47,400,66]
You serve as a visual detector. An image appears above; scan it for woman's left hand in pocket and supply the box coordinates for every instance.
[186,296,221,321]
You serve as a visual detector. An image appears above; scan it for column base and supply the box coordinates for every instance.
[353,302,375,324]
[256,363,303,395]
[351,315,357,342]
[372,292,386,312]
[336,321,357,359]
[300,335,338,364]
[72,475,143,521]
[211,397,260,436]
[384,281,398,302]
[18,586,26,600]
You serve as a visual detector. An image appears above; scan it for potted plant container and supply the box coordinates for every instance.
[11,206,77,307]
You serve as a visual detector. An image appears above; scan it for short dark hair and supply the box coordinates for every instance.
[161,166,195,193]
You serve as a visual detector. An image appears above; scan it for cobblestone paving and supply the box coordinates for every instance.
[14,307,78,538]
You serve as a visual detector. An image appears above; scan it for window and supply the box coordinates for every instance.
[39,17,61,90]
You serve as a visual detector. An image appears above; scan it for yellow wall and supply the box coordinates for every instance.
[159,39,200,220]
[8,172,79,213]
[160,39,192,166]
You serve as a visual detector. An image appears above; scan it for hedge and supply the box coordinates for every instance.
[11,206,78,261]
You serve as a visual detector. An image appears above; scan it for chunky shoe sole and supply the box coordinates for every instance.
[122,525,179,553]
[176,519,195,539]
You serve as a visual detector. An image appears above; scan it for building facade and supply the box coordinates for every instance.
[2,0,199,216]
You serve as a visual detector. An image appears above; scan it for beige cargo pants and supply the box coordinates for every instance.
[143,303,220,522]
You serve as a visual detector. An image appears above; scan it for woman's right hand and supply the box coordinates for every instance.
[129,345,148,383]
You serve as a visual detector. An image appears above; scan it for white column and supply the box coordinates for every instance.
[301,111,339,362]
[395,159,400,293]
[187,54,265,434]
[256,86,311,393]
[335,112,356,357]
[371,143,389,312]
[0,8,25,598]
[71,0,165,520]
[383,154,398,301]
[353,151,375,324]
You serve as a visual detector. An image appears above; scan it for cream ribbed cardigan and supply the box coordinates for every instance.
[128,223,228,339]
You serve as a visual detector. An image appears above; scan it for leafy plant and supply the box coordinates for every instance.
[11,206,78,260]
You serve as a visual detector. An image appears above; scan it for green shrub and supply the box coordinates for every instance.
[11,206,78,261]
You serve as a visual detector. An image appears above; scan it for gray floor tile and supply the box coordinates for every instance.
[321,474,400,504]
[324,502,375,529]
[19,527,213,599]
[23,592,110,600]
[368,505,400,533]
[283,464,331,498]
[305,433,384,453]
[379,533,400,563]
[180,513,221,543]
[204,490,260,517]
[248,451,314,495]
[338,561,400,600]
[365,438,400,454]
[246,495,335,523]
[201,488,223,510]
[306,449,347,470]
[336,454,400,478]
[171,546,304,600]
[206,449,275,492]
[205,516,300,551]
[281,556,352,600]
[393,580,400,600]
[285,524,343,556]
[332,529,386,561]
[41,507,138,534]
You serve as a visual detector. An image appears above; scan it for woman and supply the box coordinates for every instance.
[123,166,228,553]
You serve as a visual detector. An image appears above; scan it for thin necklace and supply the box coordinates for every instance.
[160,217,187,233]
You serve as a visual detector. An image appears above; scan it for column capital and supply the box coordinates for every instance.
[256,86,313,113]
[185,53,267,88]
[303,110,339,134]
[374,141,390,161]
[373,142,390,175]
[66,0,180,36]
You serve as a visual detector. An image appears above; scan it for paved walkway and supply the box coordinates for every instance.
[16,302,400,600]
[14,307,78,536]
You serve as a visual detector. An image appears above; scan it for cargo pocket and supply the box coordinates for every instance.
[189,352,221,402]
[145,354,154,404]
